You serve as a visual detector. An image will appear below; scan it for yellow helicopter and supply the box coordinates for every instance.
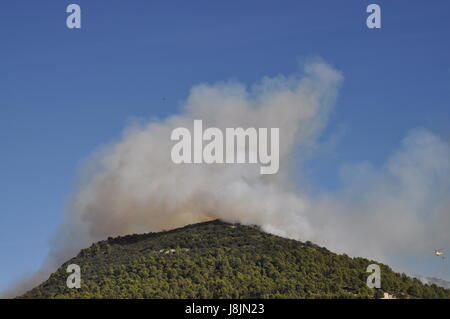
[433,249,445,259]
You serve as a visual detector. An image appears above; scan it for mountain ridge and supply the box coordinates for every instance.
[20,220,450,299]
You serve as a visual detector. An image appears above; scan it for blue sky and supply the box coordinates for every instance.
[1,0,450,291]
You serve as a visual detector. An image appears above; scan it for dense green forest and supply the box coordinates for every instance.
[20,220,450,299]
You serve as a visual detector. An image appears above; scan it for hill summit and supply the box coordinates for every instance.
[20,220,450,298]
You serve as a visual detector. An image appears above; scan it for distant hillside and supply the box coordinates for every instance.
[420,277,450,290]
[20,220,450,299]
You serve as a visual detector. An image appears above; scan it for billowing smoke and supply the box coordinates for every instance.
[46,61,342,266]
[2,61,450,297]
[309,129,450,263]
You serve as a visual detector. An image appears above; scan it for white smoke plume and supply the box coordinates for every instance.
[309,129,450,262]
[45,61,341,264]
[2,61,450,297]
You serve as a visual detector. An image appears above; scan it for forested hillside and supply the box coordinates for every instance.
[20,220,450,299]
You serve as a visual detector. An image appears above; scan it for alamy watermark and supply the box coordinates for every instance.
[171,120,279,175]
[66,4,81,29]
[64,4,381,30]
[366,4,381,29]
[66,264,81,289]
[366,264,381,289]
